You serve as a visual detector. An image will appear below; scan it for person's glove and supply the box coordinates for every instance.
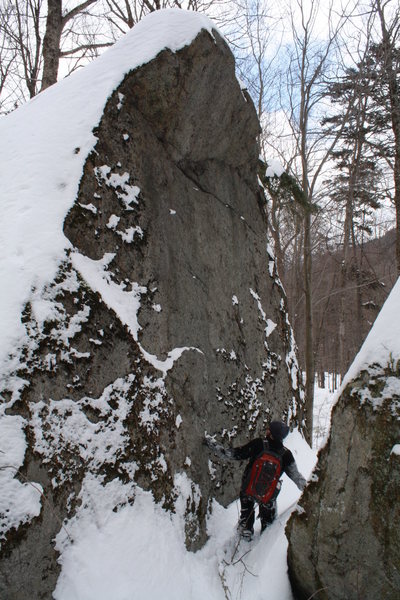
[204,434,233,460]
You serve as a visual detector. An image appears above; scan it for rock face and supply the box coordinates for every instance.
[287,363,400,600]
[0,18,302,599]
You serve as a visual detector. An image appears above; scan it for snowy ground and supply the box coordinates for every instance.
[0,377,335,600]
[313,373,340,450]
[52,382,336,600]
[52,430,317,600]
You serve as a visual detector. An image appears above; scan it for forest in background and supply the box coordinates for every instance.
[1,0,399,441]
[287,227,397,385]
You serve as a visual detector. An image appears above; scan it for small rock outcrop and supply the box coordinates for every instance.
[0,12,303,599]
[287,285,400,599]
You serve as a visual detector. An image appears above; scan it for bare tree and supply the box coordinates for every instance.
[0,3,18,111]
[0,0,227,109]
[320,10,377,372]
[0,0,44,108]
[218,0,281,121]
[0,0,114,110]
[103,0,218,36]
[41,0,113,90]
[275,0,355,443]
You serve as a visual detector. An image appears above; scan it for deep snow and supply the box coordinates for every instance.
[52,429,317,600]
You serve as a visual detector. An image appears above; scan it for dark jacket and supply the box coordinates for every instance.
[228,436,306,492]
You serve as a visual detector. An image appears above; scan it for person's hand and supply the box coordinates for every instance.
[204,434,228,460]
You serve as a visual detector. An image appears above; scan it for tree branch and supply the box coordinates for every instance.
[62,0,98,26]
[59,42,114,57]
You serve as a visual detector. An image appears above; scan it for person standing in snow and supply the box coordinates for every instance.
[205,421,306,540]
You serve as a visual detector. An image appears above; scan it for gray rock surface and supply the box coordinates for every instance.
[287,364,400,600]
[0,26,303,599]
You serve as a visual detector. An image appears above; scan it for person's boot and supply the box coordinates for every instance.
[260,520,273,534]
[237,522,254,541]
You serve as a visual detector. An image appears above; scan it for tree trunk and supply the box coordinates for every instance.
[269,193,285,278]
[41,0,63,91]
[376,0,400,274]
[386,71,400,276]
[303,209,314,445]
[338,189,352,373]
[351,220,363,355]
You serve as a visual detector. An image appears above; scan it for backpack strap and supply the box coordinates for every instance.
[261,439,285,464]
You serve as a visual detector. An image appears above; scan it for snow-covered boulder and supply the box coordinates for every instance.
[286,278,400,600]
[0,9,303,598]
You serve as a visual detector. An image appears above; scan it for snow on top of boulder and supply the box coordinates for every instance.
[265,158,285,178]
[0,9,218,372]
[341,276,400,389]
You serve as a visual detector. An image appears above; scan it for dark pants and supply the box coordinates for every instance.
[239,491,277,533]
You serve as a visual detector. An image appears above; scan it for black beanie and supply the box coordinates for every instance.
[269,421,289,441]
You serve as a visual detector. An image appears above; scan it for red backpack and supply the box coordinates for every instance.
[245,441,284,504]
